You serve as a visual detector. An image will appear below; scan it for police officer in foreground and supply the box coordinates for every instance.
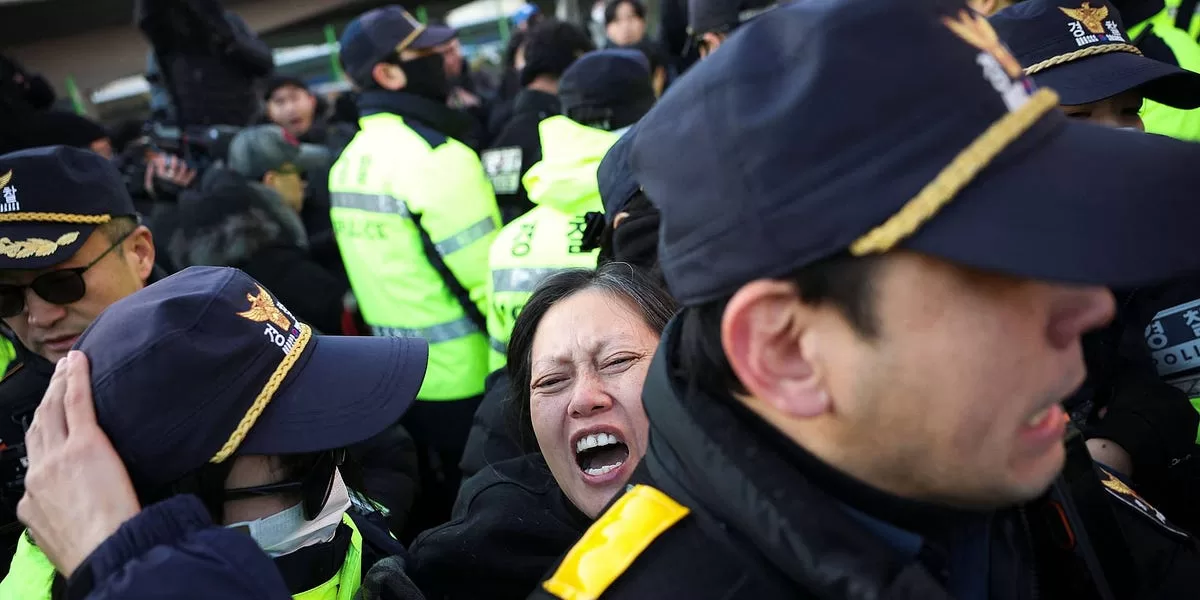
[0,146,160,578]
[15,267,428,599]
[534,0,1200,598]
[330,5,502,534]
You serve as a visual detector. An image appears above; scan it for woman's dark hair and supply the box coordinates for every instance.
[604,0,647,24]
[677,254,885,397]
[505,263,678,449]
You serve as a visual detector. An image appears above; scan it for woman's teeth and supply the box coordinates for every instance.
[584,462,623,477]
[576,432,621,453]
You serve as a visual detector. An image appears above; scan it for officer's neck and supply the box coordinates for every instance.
[526,76,559,95]
[731,397,983,538]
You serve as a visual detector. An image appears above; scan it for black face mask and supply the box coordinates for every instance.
[400,53,450,103]
[611,208,660,270]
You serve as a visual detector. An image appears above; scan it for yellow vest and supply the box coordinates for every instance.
[330,112,501,401]
[486,117,619,370]
[1127,8,1200,142]
[0,515,365,600]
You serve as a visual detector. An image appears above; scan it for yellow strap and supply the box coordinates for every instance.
[543,485,689,600]
[210,322,313,463]
[1025,44,1143,76]
[0,212,110,225]
[850,88,1058,256]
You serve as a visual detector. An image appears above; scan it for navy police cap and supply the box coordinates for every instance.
[559,49,655,114]
[0,145,137,270]
[633,0,1200,306]
[339,5,457,86]
[77,266,429,489]
[991,0,1200,108]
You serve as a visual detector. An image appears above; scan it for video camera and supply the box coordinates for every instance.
[116,121,241,203]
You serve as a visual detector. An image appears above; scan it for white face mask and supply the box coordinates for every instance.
[226,469,352,558]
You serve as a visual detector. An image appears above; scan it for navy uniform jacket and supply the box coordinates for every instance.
[531,320,1200,600]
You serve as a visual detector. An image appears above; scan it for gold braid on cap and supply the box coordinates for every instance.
[1024,43,1143,76]
[0,213,111,224]
[850,88,1058,256]
[209,322,313,463]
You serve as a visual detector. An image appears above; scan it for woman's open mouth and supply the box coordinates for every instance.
[575,432,630,479]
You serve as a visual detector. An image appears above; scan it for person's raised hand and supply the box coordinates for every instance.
[17,350,141,577]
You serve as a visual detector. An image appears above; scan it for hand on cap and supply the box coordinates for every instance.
[18,351,141,578]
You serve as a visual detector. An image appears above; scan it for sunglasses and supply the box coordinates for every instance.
[224,449,346,520]
[0,228,135,319]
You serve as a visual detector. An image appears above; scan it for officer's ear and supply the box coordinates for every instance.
[371,62,407,91]
[700,33,725,59]
[721,279,831,419]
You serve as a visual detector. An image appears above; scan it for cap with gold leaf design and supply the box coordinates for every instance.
[76,266,429,489]
[990,0,1200,107]
[632,0,1200,306]
[0,145,137,270]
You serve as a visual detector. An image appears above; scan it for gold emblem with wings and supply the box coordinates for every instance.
[1059,2,1109,34]
[236,284,292,330]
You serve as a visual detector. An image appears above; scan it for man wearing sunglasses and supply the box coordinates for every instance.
[0,145,158,576]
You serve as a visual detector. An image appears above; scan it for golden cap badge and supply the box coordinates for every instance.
[1060,2,1110,35]
[236,284,293,331]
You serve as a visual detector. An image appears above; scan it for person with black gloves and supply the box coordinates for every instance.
[482,19,595,223]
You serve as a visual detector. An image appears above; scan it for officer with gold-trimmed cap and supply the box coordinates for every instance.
[533,0,1200,597]
[0,145,159,581]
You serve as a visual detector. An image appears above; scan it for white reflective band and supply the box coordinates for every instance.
[372,317,479,343]
[435,217,497,256]
[492,267,561,293]
[331,192,411,217]
[489,336,507,355]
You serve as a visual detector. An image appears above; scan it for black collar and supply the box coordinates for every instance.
[356,90,470,142]
[512,89,561,118]
[272,521,353,594]
[640,317,967,597]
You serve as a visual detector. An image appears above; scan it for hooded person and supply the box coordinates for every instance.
[485,49,657,373]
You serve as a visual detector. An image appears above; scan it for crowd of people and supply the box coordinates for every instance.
[4,0,1200,597]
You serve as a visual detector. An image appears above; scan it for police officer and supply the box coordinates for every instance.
[487,49,656,371]
[686,0,780,57]
[991,0,1200,128]
[0,146,159,579]
[992,0,1200,534]
[16,267,426,599]
[534,0,1200,598]
[330,5,502,530]
[1122,1,1200,140]
[483,20,595,224]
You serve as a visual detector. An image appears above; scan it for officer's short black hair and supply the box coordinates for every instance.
[677,254,884,396]
[605,0,647,24]
[98,215,139,246]
[522,19,596,84]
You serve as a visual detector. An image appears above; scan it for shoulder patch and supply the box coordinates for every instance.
[481,146,524,195]
[1098,466,1190,539]
[543,484,689,600]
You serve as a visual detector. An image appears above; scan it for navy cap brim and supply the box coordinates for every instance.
[1034,51,1200,108]
[0,222,97,270]
[901,113,1200,288]
[235,334,428,456]
[408,25,457,51]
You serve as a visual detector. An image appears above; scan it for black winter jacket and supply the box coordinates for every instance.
[481,89,561,223]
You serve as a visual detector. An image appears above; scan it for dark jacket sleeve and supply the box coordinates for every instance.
[459,370,528,480]
[221,11,274,77]
[349,422,422,536]
[67,494,290,600]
